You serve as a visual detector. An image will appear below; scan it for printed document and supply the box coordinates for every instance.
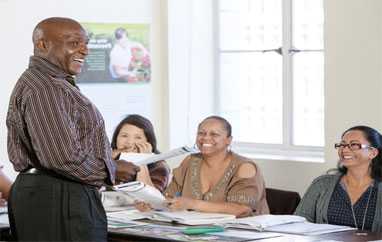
[120,146,198,166]
[113,181,166,210]
[101,191,135,212]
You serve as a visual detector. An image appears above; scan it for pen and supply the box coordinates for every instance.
[181,226,225,235]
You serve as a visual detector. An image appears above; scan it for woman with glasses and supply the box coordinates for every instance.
[295,125,382,231]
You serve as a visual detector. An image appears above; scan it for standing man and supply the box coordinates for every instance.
[6,17,139,241]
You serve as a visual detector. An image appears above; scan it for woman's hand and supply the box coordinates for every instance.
[113,142,152,159]
[136,165,154,187]
[135,142,152,153]
[135,201,153,212]
[165,197,197,211]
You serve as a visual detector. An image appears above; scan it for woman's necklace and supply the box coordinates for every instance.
[348,184,373,231]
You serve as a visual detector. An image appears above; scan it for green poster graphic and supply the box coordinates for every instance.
[77,22,150,84]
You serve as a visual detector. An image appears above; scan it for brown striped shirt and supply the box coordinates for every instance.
[6,56,116,187]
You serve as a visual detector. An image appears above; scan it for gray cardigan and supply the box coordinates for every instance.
[295,174,382,232]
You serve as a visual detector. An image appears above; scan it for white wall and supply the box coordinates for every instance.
[0,0,165,179]
[1,0,382,197]
[167,0,215,152]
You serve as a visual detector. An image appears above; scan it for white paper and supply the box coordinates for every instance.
[101,191,135,209]
[118,153,153,165]
[120,146,198,166]
[148,210,236,225]
[0,206,7,214]
[265,221,355,235]
[0,214,9,226]
[113,181,166,210]
[209,229,281,240]
[107,219,148,229]
[107,209,149,222]
[222,214,306,231]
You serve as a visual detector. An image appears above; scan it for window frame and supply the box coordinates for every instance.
[213,0,324,161]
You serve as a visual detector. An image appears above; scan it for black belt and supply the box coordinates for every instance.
[22,168,43,174]
[21,167,83,185]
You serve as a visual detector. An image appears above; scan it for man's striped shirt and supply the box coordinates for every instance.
[7,56,116,187]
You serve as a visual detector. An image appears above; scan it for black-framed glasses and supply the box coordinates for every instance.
[334,143,372,151]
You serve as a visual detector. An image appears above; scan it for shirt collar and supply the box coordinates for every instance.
[29,56,77,86]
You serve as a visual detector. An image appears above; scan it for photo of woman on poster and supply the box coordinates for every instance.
[77,23,151,84]
[109,27,151,83]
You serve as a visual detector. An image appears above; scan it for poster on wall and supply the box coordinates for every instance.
[77,22,153,138]
[77,22,151,84]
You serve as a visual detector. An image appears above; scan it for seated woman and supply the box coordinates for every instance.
[295,125,382,231]
[137,115,269,217]
[111,114,170,192]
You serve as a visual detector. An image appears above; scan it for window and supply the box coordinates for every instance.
[216,0,324,158]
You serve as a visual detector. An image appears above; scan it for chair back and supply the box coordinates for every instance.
[265,188,301,215]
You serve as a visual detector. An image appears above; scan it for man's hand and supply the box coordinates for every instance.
[115,160,140,183]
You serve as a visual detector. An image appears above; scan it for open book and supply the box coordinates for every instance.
[120,146,198,166]
[112,181,166,210]
[221,214,306,231]
[146,210,236,225]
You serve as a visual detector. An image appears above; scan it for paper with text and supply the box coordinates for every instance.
[120,146,198,166]
[113,181,166,210]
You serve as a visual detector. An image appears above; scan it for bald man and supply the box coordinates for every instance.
[6,17,140,241]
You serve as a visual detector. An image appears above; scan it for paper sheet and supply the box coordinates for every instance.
[120,146,198,166]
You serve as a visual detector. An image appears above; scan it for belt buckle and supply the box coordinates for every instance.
[24,168,39,174]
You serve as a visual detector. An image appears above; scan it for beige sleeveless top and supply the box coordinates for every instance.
[165,152,269,215]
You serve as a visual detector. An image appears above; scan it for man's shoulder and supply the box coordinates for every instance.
[19,66,51,87]
[10,68,40,96]
[11,66,64,103]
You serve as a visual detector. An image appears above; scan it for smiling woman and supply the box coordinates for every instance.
[295,125,382,232]
[136,115,270,217]
[111,114,170,192]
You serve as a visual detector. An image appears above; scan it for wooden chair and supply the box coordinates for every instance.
[265,188,301,215]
